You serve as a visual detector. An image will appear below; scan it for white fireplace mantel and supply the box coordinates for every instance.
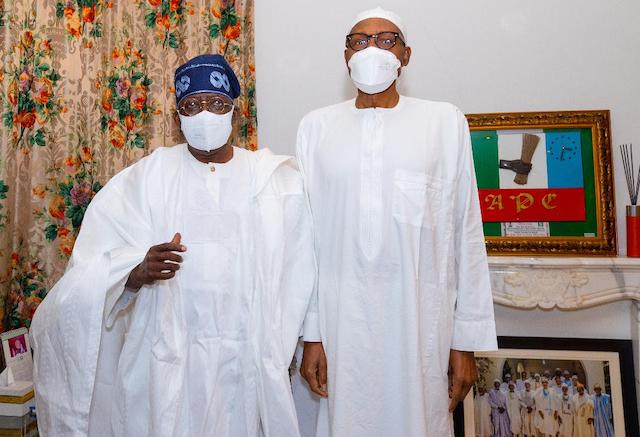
[488,256,640,310]
[489,256,640,412]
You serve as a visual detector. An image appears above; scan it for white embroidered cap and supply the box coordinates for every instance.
[350,6,407,42]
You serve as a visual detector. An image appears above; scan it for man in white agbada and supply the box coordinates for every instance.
[534,378,558,437]
[506,382,523,436]
[557,384,574,437]
[474,386,492,437]
[30,54,316,437]
[296,6,497,437]
[519,381,535,437]
[573,384,595,437]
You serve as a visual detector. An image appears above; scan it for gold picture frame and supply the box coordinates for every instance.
[466,110,616,255]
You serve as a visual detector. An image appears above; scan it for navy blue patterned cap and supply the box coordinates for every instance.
[174,54,241,105]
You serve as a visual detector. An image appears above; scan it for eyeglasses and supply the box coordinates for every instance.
[178,95,233,116]
[345,32,405,51]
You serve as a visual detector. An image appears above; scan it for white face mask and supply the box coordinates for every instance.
[179,110,233,152]
[347,47,401,94]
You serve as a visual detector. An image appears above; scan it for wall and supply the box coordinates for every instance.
[254,1,640,342]
[254,0,640,254]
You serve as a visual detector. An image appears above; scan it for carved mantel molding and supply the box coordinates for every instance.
[489,257,640,310]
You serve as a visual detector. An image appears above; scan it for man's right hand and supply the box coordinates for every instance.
[300,341,328,398]
[125,233,186,291]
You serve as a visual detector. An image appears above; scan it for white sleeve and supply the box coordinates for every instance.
[296,121,321,342]
[105,287,138,328]
[450,109,498,352]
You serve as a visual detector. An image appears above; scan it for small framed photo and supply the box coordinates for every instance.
[466,110,616,255]
[0,328,33,382]
[456,337,638,437]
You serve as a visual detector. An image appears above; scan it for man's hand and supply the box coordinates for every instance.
[125,233,186,291]
[498,407,505,414]
[588,418,594,425]
[448,349,477,412]
[300,341,328,398]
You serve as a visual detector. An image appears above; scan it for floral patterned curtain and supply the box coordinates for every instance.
[0,0,257,331]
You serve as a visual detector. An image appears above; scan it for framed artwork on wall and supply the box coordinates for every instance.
[466,110,616,255]
[453,336,638,437]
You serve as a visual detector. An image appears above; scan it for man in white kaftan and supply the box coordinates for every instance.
[519,382,535,437]
[506,382,523,436]
[475,387,493,437]
[573,384,595,437]
[297,7,497,437]
[534,379,558,437]
[31,54,315,437]
[557,385,574,437]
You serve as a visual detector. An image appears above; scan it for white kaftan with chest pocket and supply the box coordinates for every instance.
[296,96,497,437]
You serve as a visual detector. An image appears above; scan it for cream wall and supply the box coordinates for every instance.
[254,2,640,339]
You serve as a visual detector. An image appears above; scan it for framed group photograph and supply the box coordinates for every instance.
[466,110,616,255]
[453,337,638,437]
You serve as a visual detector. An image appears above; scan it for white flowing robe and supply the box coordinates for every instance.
[296,96,497,437]
[31,145,316,437]
[519,389,535,435]
[557,395,574,437]
[534,389,557,436]
[474,393,492,437]
[573,394,595,437]
[507,391,523,435]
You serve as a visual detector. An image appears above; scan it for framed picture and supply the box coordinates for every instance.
[0,327,33,383]
[454,337,638,437]
[466,110,616,255]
